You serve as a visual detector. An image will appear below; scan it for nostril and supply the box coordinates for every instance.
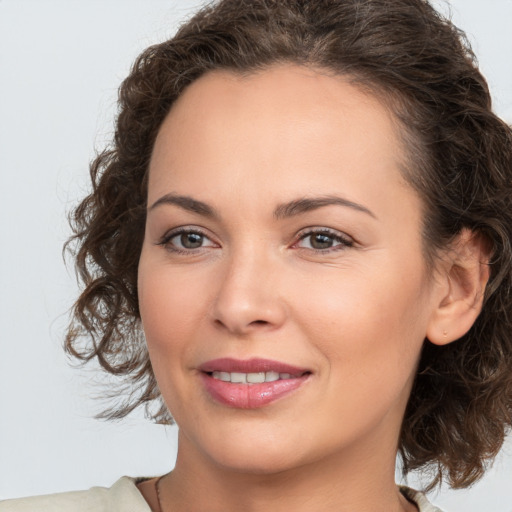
[250,320,269,326]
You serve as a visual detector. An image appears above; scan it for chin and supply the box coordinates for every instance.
[194,426,310,475]
[212,447,304,475]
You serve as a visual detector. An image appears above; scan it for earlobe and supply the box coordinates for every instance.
[426,230,491,346]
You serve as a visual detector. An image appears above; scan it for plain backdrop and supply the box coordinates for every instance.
[1,1,511,510]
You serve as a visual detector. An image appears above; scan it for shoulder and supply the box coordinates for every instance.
[399,486,444,512]
[0,477,152,512]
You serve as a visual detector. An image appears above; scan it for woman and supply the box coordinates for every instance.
[2,0,511,511]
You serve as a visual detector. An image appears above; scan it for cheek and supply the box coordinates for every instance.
[138,259,208,361]
[293,268,429,439]
[137,260,208,419]
[293,260,429,382]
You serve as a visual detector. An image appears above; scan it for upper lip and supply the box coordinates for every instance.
[199,358,310,376]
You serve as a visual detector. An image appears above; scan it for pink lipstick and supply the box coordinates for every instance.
[199,358,311,409]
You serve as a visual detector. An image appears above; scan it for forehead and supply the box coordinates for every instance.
[148,64,413,216]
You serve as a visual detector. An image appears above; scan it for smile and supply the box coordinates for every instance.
[211,371,297,383]
[199,358,311,409]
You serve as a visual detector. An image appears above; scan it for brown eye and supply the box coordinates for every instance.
[309,233,334,249]
[296,229,353,252]
[158,228,217,253]
[179,232,204,249]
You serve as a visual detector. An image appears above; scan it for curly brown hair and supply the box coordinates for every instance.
[66,0,512,490]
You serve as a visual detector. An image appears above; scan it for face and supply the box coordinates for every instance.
[138,65,439,474]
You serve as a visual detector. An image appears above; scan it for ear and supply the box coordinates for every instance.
[426,229,491,346]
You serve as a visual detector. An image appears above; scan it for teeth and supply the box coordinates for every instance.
[211,371,297,384]
[246,372,266,383]
[230,372,246,383]
[266,371,279,382]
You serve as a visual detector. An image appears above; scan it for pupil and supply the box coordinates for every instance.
[311,233,333,249]
[181,233,203,249]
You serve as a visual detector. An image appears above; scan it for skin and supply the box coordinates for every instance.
[137,65,486,512]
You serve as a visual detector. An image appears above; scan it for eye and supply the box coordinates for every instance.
[158,228,217,253]
[175,232,206,249]
[295,229,353,252]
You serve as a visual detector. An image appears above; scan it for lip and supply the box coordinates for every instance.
[198,358,311,409]
[199,357,308,375]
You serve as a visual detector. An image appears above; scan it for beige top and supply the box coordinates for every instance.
[0,477,443,511]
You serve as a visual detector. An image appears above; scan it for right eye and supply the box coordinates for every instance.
[158,228,217,253]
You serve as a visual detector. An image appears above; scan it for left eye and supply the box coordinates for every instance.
[296,231,352,251]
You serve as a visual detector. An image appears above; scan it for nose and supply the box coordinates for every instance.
[211,249,287,336]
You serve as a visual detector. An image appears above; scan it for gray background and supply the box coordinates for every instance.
[1,1,511,510]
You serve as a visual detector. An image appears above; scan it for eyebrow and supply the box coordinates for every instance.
[273,195,376,220]
[149,193,376,220]
[149,193,217,218]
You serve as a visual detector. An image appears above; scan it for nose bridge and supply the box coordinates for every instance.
[211,240,286,334]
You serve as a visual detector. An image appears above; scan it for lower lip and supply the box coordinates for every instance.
[200,373,309,409]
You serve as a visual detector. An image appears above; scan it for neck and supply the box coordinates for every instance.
[158,430,416,512]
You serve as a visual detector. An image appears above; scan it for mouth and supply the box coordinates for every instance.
[198,358,311,409]
[209,370,304,384]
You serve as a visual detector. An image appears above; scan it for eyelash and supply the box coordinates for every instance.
[294,228,354,253]
[157,227,216,255]
[156,227,354,255]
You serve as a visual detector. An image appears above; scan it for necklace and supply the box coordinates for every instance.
[155,475,165,512]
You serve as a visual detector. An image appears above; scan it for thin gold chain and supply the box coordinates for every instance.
[155,475,165,512]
